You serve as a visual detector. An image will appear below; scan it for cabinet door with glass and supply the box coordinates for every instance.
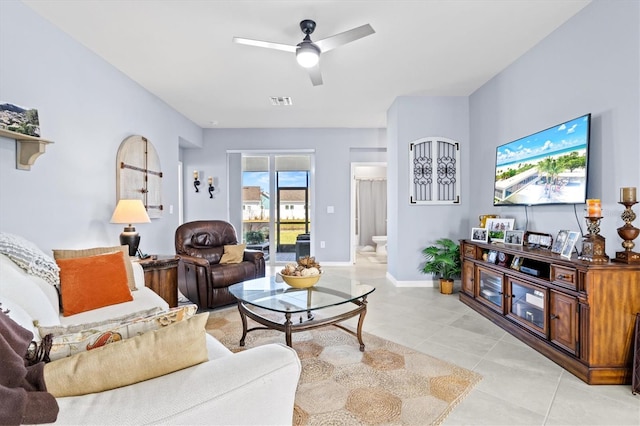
[506,277,547,336]
[475,265,505,313]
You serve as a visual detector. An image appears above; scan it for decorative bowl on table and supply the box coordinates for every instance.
[278,272,321,288]
[279,256,322,288]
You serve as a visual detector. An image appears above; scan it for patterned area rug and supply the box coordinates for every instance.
[206,307,481,425]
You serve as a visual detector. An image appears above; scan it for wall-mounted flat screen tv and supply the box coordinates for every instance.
[493,113,591,206]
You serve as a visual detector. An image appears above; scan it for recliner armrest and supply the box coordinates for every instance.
[244,250,265,279]
[177,254,210,269]
[243,250,264,263]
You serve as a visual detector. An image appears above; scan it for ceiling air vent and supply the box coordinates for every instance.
[270,96,293,106]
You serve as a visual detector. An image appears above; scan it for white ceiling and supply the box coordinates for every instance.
[23,0,590,129]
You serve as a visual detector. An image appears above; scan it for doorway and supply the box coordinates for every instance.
[351,163,387,264]
[241,153,313,266]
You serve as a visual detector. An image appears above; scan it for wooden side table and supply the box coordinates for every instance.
[137,255,179,308]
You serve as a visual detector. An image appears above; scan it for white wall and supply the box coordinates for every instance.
[387,96,470,283]
[0,1,202,255]
[469,0,640,257]
[181,128,386,263]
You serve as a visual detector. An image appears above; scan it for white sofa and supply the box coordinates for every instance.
[0,251,301,425]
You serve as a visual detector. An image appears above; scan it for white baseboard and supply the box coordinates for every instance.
[386,272,461,288]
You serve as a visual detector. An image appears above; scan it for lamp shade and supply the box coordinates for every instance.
[110,199,151,225]
[110,200,151,257]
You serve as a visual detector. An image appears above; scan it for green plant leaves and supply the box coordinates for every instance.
[420,238,461,280]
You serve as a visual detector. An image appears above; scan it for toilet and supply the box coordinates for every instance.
[371,236,387,256]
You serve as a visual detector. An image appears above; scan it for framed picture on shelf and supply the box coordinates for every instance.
[525,231,554,249]
[561,231,581,259]
[504,230,524,245]
[511,256,522,270]
[487,250,498,264]
[485,218,515,243]
[551,230,569,254]
[471,227,488,243]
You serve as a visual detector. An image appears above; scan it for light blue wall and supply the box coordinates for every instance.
[387,96,470,282]
[181,128,386,263]
[1,0,636,281]
[0,1,202,255]
[469,0,640,257]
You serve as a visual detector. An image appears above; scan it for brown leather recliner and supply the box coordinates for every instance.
[175,220,265,309]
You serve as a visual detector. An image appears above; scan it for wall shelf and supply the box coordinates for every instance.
[0,128,53,170]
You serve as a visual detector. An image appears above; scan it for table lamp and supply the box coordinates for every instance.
[110,199,151,256]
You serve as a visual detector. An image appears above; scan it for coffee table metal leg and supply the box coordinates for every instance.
[238,302,248,347]
[284,312,292,347]
[356,296,368,352]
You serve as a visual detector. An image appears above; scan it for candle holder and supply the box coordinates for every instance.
[613,201,640,263]
[579,216,609,262]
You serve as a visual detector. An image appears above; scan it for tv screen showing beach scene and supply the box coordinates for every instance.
[493,114,591,206]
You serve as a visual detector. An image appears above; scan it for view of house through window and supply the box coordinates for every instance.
[242,154,311,264]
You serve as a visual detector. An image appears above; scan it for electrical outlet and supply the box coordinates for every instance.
[320,241,326,248]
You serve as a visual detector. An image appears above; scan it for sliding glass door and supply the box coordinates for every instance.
[241,153,312,265]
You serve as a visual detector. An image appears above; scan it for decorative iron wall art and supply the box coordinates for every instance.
[409,137,460,204]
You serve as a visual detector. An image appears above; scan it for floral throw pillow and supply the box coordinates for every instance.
[42,304,198,361]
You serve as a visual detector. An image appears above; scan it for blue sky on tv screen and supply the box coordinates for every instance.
[496,115,589,168]
[243,171,308,192]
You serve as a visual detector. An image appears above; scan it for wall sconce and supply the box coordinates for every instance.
[193,170,200,192]
[208,176,215,198]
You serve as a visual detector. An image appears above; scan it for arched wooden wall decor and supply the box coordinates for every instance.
[116,135,163,218]
[409,137,460,205]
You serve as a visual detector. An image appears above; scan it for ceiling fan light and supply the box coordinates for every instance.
[296,43,320,68]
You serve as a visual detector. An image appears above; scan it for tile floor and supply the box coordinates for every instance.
[267,255,640,425]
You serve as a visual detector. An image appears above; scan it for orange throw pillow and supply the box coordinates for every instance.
[56,251,133,316]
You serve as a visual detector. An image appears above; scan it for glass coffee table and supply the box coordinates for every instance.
[229,275,375,351]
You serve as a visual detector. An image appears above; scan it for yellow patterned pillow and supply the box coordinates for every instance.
[42,304,198,361]
[44,313,209,397]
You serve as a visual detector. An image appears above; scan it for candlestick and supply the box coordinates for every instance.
[579,216,608,262]
[621,187,637,203]
[613,200,640,263]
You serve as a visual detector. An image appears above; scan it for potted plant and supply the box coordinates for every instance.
[245,230,265,245]
[421,238,461,294]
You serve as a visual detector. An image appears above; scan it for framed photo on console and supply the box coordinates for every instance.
[561,231,581,259]
[485,218,515,243]
[471,227,488,243]
[552,230,569,254]
[525,231,554,249]
[504,230,524,246]
[511,256,522,271]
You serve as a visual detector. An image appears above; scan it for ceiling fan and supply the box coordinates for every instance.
[233,20,375,86]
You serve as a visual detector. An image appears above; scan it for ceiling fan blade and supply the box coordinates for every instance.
[307,64,323,86]
[232,37,296,53]
[315,24,375,53]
